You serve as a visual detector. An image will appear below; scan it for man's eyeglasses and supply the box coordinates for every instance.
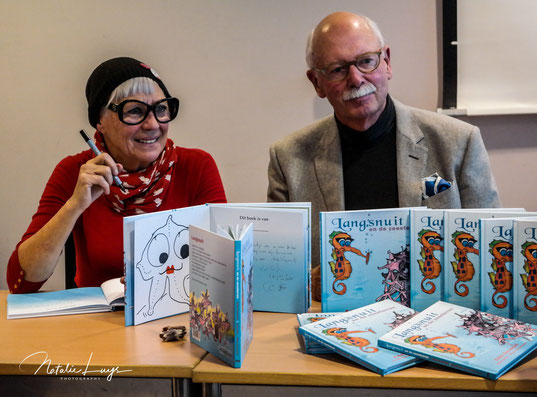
[313,49,384,82]
[108,97,180,125]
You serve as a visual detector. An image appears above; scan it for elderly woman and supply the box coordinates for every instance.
[7,57,227,293]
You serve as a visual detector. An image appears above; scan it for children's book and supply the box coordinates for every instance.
[513,218,537,324]
[320,208,414,312]
[410,209,445,311]
[443,209,526,310]
[188,222,254,368]
[479,215,537,318]
[7,278,124,319]
[378,300,537,380]
[123,203,310,326]
[298,300,421,375]
[296,312,340,354]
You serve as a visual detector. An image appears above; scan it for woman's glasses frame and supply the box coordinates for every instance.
[108,97,180,125]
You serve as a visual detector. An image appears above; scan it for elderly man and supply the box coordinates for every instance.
[267,12,501,298]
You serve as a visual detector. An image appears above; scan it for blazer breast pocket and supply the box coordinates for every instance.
[422,179,461,208]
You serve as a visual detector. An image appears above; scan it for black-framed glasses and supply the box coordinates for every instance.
[313,48,384,82]
[108,97,180,125]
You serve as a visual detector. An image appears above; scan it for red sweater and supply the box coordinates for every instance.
[7,147,227,293]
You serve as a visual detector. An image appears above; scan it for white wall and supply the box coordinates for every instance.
[1,0,535,291]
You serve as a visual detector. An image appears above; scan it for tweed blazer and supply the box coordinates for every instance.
[267,98,501,266]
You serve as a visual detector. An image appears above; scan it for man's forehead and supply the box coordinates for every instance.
[313,30,380,64]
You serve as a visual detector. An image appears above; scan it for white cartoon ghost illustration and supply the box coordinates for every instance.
[136,215,190,316]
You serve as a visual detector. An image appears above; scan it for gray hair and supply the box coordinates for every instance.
[305,15,385,69]
[106,77,159,107]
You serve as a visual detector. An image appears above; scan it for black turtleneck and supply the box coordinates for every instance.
[336,95,399,210]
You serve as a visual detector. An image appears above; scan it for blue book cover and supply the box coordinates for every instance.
[298,300,421,375]
[410,209,445,311]
[379,300,537,380]
[513,219,537,324]
[443,210,525,310]
[320,208,413,312]
[479,218,516,318]
[296,312,340,354]
[189,223,254,368]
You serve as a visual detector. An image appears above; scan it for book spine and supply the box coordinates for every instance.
[320,213,327,312]
[479,220,487,313]
[123,221,135,327]
[299,327,386,375]
[233,240,242,368]
[377,339,494,380]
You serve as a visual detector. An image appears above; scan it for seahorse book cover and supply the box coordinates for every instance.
[297,312,340,354]
[320,208,413,312]
[189,223,254,368]
[480,217,517,318]
[378,300,537,380]
[443,210,526,310]
[298,300,420,375]
[410,209,445,311]
[513,218,537,324]
[478,214,537,318]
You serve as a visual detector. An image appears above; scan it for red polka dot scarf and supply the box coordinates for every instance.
[94,131,177,215]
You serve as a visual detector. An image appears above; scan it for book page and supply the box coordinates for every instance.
[100,277,125,306]
[7,288,110,319]
[132,205,209,325]
[209,206,308,313]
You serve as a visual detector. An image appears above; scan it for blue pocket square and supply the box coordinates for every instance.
[422,173,452,199]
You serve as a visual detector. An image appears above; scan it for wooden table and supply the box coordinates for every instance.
[193,302,537,396]
[0,291,206,396]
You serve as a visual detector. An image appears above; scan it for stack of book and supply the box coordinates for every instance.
[298,300,537,380]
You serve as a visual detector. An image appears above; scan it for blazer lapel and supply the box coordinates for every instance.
[313,116,345,211]
[393,99,428,207]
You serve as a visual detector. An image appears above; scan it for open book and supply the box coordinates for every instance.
[123,202,310,326]
[7,278,124,319]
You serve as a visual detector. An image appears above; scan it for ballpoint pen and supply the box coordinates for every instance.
[79,129,127,193]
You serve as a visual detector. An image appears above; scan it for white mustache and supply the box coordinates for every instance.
[342,83,377,101]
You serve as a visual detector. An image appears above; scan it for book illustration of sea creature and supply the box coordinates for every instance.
[520,241,537,312]
[417,229,443,294]
[487,240,513,309]
[190,289,233,343]
[450,231,479,297]
[386,310,417,329]
[136,215,190,316]
[376,245,410,306]
[322,327,378,353]
[457,309,537,345]
[404,334,475,358]
[328,231,370,295]
[308,316,330,323]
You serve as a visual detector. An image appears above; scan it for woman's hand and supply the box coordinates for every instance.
[69,153,124,212]
[18,154,124,283]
